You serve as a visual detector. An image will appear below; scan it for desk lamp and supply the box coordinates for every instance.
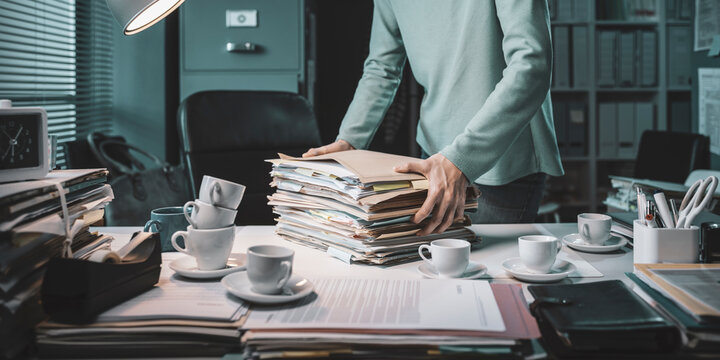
[106,0,185,35]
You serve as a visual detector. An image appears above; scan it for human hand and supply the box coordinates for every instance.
[302,139,354,158]
[394,154,469,235]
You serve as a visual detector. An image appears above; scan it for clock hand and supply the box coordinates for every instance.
[12,126,24,141]
[1,143,10,160]
[1,128,11,140]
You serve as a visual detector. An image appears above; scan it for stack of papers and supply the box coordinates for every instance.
[604,175,720,212]
[0,169,114,357]
[36,267,249,358]
[629,264,720,354]
[267,150,480,264]
[241,278,541,359]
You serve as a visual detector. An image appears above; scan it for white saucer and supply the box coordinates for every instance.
[417,261,487,279]
[221,272,314,304]
[562,233,628,253]
[169,253,247,279]
[501,257,576,283]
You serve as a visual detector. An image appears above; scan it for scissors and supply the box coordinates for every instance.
[676,176,718,228]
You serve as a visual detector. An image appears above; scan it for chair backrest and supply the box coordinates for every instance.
[178,90,322,225]
[634,131,709,183]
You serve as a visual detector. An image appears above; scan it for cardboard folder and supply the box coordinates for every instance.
[278,150,426,184]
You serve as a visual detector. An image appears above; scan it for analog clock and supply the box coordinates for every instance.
[0,101,49,183]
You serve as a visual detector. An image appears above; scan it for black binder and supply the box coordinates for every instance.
[528,280,680,358]
[41,232,161,324]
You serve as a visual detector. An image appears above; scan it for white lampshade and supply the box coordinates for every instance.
[107,0,185,35]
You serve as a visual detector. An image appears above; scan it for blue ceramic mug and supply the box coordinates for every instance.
[144,206,190,252]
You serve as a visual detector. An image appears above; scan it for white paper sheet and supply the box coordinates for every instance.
[97,272,248,323]
[274,159,358,179]
[698,68,720,155]
[695,0,720,51]
[243,278,505,332]
[651,268,720,313]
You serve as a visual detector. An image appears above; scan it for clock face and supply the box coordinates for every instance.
[0,113,40,170]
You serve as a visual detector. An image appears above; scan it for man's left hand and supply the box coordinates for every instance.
[394,154,469,236]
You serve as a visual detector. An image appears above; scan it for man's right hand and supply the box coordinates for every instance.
[302,139,354,158]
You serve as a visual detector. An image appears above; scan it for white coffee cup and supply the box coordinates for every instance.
[171,225,235,270]
[518,235,562,274]
[247,245,294,295]
[183,200,237,229]
[417,239,470,278]
[578,213,612,245]
[199,175,246,210]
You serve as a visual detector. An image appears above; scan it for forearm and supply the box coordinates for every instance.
[336,0,406,150]
[337,57,406,149]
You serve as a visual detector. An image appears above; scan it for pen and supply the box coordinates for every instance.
[653,192,675,228]
[670,199,679,226]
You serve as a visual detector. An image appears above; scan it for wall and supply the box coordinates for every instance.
[112,22,167,161]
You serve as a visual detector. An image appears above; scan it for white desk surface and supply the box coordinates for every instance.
[95,223,633,293]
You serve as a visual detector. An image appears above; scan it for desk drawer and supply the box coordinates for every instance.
[181,0,301,72]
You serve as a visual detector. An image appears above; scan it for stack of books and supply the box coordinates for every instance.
[0,169,114,358]
[240,279,542,359]
[36,267,248,358]
[267,150,480,264]
[628,264,720,355]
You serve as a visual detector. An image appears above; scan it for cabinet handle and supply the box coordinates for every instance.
[226,42,257,52]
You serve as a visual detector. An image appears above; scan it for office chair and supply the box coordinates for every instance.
[634,131,709,183]
[178,90,322,225]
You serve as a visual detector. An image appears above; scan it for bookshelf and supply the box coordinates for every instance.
[546,0,693,219]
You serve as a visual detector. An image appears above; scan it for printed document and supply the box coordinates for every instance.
[244,278,505,332]
[695,0,720,51]
[698,68,720,155]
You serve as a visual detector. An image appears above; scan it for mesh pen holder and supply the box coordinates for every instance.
[633,220,699,264]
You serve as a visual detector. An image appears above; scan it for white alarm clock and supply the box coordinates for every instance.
[0,99,50,183]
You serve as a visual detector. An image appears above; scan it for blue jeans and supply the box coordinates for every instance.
[421,151,546,224]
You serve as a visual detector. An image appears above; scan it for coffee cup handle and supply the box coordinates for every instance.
[556,240,562,254]
[210,182,222,206]
[183,201,197,228]
[171,231,189,254]
[276,260,292,290]
[144,219,161,233]
[581,223,590,240]
[418,245,433,265]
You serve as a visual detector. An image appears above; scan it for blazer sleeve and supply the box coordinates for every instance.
[439,0,552,181]
[336,0,407,150]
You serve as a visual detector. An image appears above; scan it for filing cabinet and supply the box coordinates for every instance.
[179,0,308,100]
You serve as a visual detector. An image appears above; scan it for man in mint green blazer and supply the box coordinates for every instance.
[304,0,564,234]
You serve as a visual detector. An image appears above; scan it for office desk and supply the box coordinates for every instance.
[60,224,634,359]
[98,223,633,290]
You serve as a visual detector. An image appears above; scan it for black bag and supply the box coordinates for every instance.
[90,137,192,226]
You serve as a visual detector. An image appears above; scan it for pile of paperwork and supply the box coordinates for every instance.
[36,265,248,358]
[267,150,480,264]
[0,169,114,357]
[241,279,541,359]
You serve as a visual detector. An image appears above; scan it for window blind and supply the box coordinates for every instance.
[0,0,114,167]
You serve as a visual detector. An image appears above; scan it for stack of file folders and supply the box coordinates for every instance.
[0,169,114,359]
[628,264,720,355]
[36,265,248,358]
[267,150,480,264]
